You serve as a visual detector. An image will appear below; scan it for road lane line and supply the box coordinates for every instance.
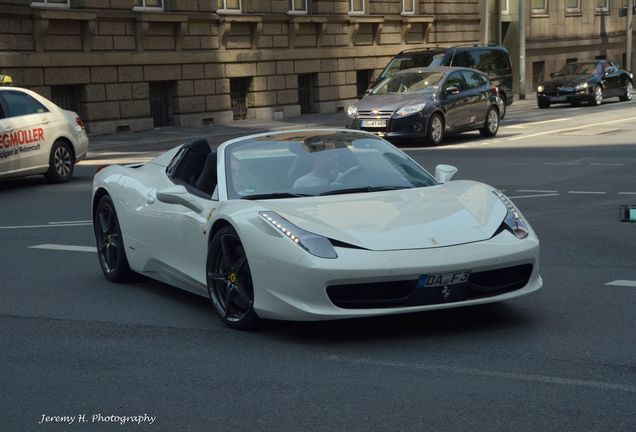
[606,280,636,287]
[326,355,636,393]
[618,192,636,195]
[590,163,625,166]
[0,223,92,230]
[29,244,96,253]
[505,117,573,128]
[506,116,636,141]
[516,189,558,193]
[507,193,560,199]
[568,191,607,194]
[49,220,92,224]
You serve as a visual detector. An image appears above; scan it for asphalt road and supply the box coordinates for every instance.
[1,97,636,431]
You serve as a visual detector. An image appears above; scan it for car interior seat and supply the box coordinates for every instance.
[194,151,217,195]
[173,138,210,186]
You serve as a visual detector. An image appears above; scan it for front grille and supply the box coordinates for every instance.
[357,110,393,120]
[544,87,575,97]
[326,264,533,309]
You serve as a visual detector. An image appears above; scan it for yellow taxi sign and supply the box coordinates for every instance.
[0,75,13,86]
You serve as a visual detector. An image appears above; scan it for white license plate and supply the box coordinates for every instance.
[420,271,470,287]
[551,96,567,102]
[361,120,386,128]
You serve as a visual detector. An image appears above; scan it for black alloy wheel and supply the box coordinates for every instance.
[207,226,258,329]
[94,195,132,282]
[426,113,444,146]
[45,140,74,183]
[479,106,500,138]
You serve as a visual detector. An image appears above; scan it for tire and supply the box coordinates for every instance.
[619,81,633,102]
[537,100,550,109]
[207,226,258,330]
[44,140,74,183]
[571,101,581,107]
[479,106,500,138]
[94,195,133,282]
[589,85,603,106]
[426,113,444,146]
[499,94,507,119]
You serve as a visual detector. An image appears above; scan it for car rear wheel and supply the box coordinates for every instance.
[207,226,258,330]
[44,140,74,183]
[499,93,507,119]
[94,195,132,282]
[538,100,550,109]
[426,113,444,146]
[589,85,603,106]
[479,106,500,138]
[619,81,633,102]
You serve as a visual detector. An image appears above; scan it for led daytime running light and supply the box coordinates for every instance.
[492,190,529,239]
[259,211,337,259]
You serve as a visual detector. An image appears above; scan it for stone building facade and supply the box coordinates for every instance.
[0,0,481,134]
[485,0,636,94]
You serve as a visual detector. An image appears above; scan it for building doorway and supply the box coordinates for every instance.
[298,73,317,114]
[149,81,174,127]
[230,77,251,120]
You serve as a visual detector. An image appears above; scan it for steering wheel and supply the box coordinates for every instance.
[334,166,363,184]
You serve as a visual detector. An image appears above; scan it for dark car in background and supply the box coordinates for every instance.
[347,66,501,146]
[374,44,514,117]
[536,60,634,108]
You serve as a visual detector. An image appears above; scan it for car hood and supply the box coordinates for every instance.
[260,180,507,251]
[356,93,435,113]
[543,74,593,88]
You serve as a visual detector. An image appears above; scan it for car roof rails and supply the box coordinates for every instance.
[450,43,502,49]
[397,46,446,55]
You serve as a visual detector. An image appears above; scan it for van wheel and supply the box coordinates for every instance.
[44,140,74,183]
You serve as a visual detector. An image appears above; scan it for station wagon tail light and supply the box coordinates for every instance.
[259,211,337,259]
[492,190,529,239]
[76,117,85,129]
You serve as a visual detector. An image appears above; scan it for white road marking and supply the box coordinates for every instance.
[618,192,636,195]
[507,193,560,199]
[49,220,91,224]
[506,116,636,141]
[606,280,636,287]
[516,189,558,193]
[0,222,92,230]
[29,244,96,253]
[590,163,625,166]
[326,355,636,393]
[568,191,607,195]
[505,117,573,129]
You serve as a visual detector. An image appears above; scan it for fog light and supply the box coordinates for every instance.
[620,205,636,222]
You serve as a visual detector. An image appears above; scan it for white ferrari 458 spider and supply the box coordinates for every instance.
[92,129,541,329]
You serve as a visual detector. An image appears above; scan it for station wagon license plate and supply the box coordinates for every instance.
[417,271,470,288]
[361,120,386,128]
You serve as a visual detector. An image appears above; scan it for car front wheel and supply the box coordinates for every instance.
[619,81,633,102]
[207,226,258,330]
[45,140,74,183]
[94,195,133,282]
[589,85,603,106]
[479,106,500,138]
[426,113,444,146]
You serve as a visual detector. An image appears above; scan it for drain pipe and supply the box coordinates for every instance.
[519,0,526,99]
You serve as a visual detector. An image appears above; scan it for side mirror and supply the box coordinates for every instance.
[156,185,203,213]
[435,164,458,183]
[445,86,460,95]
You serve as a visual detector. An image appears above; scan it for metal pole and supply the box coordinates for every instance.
[519,0,526,99]
[627,0,633,71]
[481,0,490,44]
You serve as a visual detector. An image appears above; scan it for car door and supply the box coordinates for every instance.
[0,90,53,175]
[603,62,622,96]
[461,70,491,125]
[442,71,470,129]
[0,95,20,176]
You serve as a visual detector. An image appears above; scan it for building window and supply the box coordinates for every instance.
[532,61,545,90]
[350,0,365,14]
[566,57,578,64]
[218,0,242,12]
[566,0,580,13]
[30,0,69,8]
[531,0,547,14]
[289,0,308,13]
[133,0,163,10]
[356,70,373,98]
[595,0,609,13]
[402,0,415,15]
[51,85,81,115]
[298,74,317,114]
[501,0,510,14]
[230,78,250,120]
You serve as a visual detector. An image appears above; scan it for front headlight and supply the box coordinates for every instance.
[260,211,338,259]
[575,82,589,91]
[537,85,544,93]
[347,105,358,119]
[492,190,529,239]
[394,103,426,118]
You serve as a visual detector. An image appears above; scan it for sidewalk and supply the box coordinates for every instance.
[88,111,349,154]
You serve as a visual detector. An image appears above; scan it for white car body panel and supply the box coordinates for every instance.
[92,129,542,322]
[0,87,88,180]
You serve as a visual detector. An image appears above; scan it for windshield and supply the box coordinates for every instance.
[379,52,445,80]
[556,62,600,76]
[371,72,444,95]
[224,131,437,200]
